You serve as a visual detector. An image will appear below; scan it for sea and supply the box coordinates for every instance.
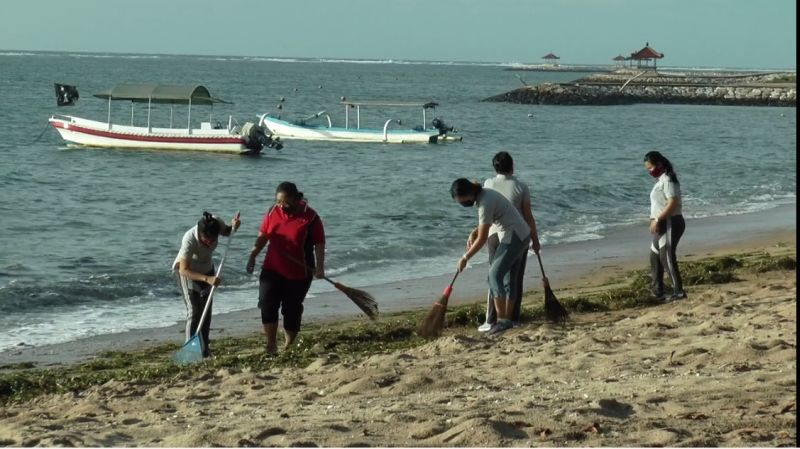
[0,52,796,353]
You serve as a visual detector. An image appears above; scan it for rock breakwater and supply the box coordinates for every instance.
[485,70,796,107]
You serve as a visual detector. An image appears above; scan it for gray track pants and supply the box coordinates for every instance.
[650,215,686,297]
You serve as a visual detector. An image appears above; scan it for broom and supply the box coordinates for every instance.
[535,252,569,324]
[418,271,459,338]
[285,254,378,320]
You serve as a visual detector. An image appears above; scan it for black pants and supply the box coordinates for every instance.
[650,215,686,297]
[179,268,215,357]
[258,269,312,333]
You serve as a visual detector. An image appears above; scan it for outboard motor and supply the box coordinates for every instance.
[431,117,456,136]
[241,122,283,154]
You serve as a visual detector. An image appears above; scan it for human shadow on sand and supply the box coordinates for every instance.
[594,398,636,419]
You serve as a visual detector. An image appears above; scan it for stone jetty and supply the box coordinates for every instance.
[484,69,796,107]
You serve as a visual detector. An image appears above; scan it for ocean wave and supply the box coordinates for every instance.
[246,57,305,63]
[0,270,176,314]
[65,52,164,59]
[0,299,182,352]
[684,196,795,219]
[0,51,37,57]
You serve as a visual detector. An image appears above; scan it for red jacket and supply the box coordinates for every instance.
[259,201,325,280]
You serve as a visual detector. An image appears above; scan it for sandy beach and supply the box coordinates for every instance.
[0,206,796,447]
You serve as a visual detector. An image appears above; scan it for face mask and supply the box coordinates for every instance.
[648,166,664,178]
[277,200,295,212]
[199,234,217,247]
[459,199,475,207]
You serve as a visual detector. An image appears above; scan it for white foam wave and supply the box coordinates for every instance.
[0,51,37,57]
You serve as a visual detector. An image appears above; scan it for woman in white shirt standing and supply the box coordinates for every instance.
[644,151,686,302]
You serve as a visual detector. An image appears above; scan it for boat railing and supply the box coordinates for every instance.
[296,111,332,128]
[229,115,242,133]
[382,119,402,142]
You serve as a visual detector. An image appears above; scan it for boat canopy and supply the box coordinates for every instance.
[341,100,438,109]
[93,84,232,105]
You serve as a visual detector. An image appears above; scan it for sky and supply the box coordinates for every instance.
[0,0,796,69]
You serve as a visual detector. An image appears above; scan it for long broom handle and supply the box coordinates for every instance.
[443,270,459,297]
[535,252,552,287]
[283,253,339,287]
[535,251,547,278]
[195,211,239,332]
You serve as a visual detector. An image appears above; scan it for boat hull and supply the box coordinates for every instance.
[49,116,255,153]
[260,116,439,144]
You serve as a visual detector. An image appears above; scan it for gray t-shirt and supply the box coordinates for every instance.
[484,174,531,238]
[172,220,223,276]
[477,188,531,244]
[650,173,682,219]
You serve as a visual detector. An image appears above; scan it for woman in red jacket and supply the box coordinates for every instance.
[247,182,326,354]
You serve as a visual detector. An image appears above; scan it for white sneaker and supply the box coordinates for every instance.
[477,322,493,332]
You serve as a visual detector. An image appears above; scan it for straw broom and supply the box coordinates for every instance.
[535,252,569,324]
[418,271,459,338]
[286,254,378,320]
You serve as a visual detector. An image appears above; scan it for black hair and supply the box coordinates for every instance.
[276,181,304,200]
[450,178,483,199]
[197,211,221,239]
[644,150,679,184]
[492,151,514,174]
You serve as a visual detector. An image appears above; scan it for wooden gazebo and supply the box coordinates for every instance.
[629,42,664,69]
[541,52,560,66]
[612,54,627,67]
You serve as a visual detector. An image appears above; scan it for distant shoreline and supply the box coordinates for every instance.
[0,50,796,72]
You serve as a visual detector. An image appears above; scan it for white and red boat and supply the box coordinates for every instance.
[49,84,281,155]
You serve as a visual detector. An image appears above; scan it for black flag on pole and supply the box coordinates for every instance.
[54,83,79,106]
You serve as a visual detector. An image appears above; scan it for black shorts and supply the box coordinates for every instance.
[258,269,312,332]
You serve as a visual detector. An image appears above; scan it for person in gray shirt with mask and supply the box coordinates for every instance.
[451,177,530,335]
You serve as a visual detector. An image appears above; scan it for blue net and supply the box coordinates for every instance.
[173,334,204,365]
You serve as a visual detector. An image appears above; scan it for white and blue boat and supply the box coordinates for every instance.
[258,100,460,144]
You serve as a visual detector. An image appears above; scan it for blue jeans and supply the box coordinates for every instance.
[487,233,530,301]
[484,234,528,323]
